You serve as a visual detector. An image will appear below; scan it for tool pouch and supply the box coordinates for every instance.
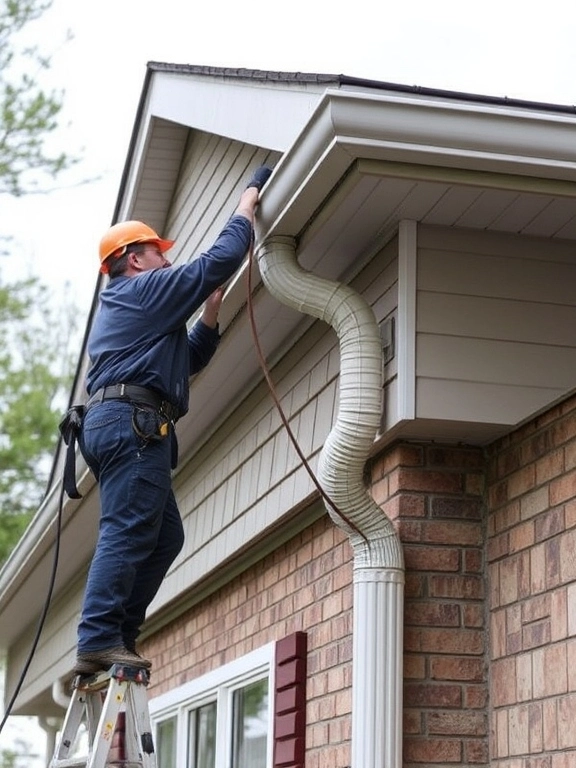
[58,405,86,499]
[132,406,170,442]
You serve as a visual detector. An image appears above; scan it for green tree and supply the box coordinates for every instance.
[0,275,76,565]
[0,0,77,196]
[0,0,80,567]
[0,747,18,768]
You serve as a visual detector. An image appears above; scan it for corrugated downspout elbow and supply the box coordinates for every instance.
[257,236,403,570]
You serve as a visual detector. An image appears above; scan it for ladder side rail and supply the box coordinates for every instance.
[125,683,156,767]
[85,678,128,768]
[84,690,104,747]
[50,690,88,765]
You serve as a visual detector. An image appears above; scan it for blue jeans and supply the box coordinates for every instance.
[78,401,184,652]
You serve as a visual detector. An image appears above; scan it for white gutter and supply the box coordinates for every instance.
[257,88,576,245]
[257,236,404,768]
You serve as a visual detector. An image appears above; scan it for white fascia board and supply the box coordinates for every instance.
[115,70,329,222]
[256,88,576,242]
[145,71,327,152]
[115,93,155,223]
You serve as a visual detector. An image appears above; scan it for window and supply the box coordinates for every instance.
[150,644,274,768]
[231,678,268,768]
[189,701,217,768]
[156,716,177,768]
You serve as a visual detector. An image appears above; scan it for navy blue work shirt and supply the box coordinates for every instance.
[86,214,253,418]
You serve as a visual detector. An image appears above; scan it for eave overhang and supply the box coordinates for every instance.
[256,88,576,243]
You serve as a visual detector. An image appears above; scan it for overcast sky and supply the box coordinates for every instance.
[3,0,576,329]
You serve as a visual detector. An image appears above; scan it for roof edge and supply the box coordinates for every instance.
[146,61,576,115]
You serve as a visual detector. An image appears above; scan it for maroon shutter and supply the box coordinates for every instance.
[273,632,307,768]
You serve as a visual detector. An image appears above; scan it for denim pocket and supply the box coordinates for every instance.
[83,412,122,431]
[79,403,133,473]
[128,465,171,528]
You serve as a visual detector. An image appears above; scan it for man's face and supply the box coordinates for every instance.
[138,244,171,270]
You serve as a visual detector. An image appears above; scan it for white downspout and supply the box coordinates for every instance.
[38,717,60,768]
[37,679,70,768]
[257,236,404,768]
[51,678,71,710]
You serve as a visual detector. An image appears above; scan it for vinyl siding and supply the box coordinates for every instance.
[160,322,340,602]
[414,225,576,430]
[7,577,86,714]
[166,130,276,266]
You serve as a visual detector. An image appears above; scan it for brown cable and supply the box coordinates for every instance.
[246,244,369,545]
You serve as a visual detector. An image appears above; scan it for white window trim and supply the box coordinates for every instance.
[149,642,276,768]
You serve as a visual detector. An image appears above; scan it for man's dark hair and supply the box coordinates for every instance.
[107,243,147,279]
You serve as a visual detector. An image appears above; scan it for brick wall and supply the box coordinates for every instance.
[143,514,354,768]
[142,410,576,767]
[370,442,489,766]
[144,440,490,767]
[487,394,576,767]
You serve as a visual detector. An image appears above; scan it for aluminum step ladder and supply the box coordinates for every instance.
[50,663,156,768]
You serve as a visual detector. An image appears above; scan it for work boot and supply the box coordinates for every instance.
[125,645,151,667]
[74,645,152,675]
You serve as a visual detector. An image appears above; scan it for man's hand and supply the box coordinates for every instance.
[246,166,273,191]
[235,187,259,225]
[201,286,225,328]
[235,166,273,225]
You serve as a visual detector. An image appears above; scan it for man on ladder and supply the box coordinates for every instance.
[53,167,272,766]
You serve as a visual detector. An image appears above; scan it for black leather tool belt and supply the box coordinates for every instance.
[86,383,179,423]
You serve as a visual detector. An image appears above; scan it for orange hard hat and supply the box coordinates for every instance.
[98,220,175,274]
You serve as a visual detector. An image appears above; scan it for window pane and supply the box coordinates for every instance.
[189,701,217,768]
[231,679,269,768]
[156,716,177,768]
